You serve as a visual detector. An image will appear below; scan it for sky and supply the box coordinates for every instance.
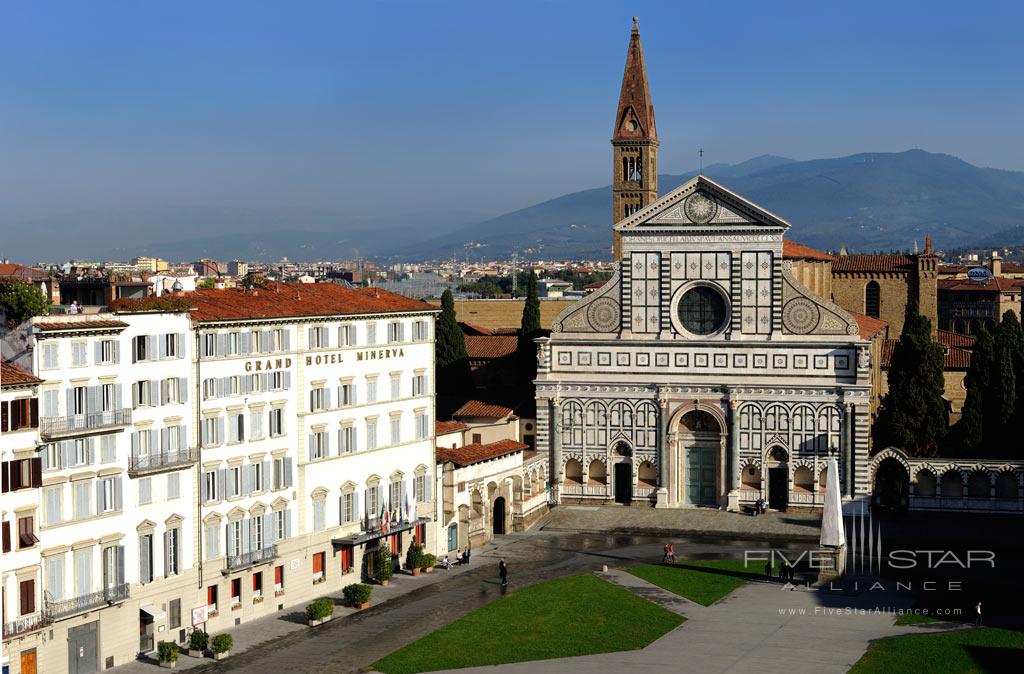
[2,0,1023,225]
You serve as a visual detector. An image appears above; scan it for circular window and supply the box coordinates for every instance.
[677,285,728,335]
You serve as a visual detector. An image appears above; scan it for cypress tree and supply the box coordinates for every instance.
[517,271,542,390]
[873,302,947,457]
[990,310,1024,456]
[959,327,993,456]
[435,289,471,395]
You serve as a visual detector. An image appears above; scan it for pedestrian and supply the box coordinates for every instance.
[442,555,452,571]
[975,602,982,627]
[499,559,508,587]
[667,543,676,563]
[759,498,767,515]
[69,300,80,314]
[661,543,671,563]
[780,563,789,583]
[764,560,772,581]
[464,547,471,565]
[455,548,462,565]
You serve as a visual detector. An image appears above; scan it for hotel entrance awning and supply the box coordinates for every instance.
[332,517,429,547]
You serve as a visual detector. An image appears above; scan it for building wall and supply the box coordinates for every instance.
[831,274,911,335]
[788,259,832,300]
[427,299,574,330]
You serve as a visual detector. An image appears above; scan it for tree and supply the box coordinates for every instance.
[517,271,542,381]
[873,302,947,457]
[959,327,993,456]
[434,289,472,395]
[989,310,1024,455]
[0,281,51,326]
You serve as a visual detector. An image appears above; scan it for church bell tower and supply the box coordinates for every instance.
[612,17,659,261]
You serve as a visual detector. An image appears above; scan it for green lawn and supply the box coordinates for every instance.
[626,559,774,606]
[850,628,1024,673]
[372,574,683,674]
[894,611,942,625]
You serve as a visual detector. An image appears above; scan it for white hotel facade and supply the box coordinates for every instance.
[1,283,438,674]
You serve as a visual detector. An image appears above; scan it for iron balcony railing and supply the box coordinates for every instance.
[45,583,130,620]
[3,611,53,638]
[226,544,278,571]
[128,447,198,475]
[40,408,132,439]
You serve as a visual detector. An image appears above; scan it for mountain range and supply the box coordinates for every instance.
[4,150,1024,263]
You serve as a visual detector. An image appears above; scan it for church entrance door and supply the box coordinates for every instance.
[614,463,632,504]
[492,497,506,535]
[679,410,721,507]
[768,468,788,510]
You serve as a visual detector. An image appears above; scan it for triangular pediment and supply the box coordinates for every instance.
[613,175,791,232]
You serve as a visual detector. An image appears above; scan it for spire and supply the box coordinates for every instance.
[613,17,656,141]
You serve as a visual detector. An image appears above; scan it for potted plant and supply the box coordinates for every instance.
[342,583,372,609]
[186,629,208,658]
[420,553,437,574]
[376,546,393,585]
[210,634,233,661]
[405,543,424,576]
[157,641,179,669]
[305,598,334,626]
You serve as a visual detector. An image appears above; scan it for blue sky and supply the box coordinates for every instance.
[2,0,1023,223]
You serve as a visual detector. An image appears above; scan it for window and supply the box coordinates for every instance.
[310,387,326,412]
[163,333,179,359]
[366,377,378,404]
[41,343,59,369]
[339,382,355,406]
[71,386,86,415]
[228,413,244,443]
[133,380,153,408]
[43,389,58,417]
[339,324,356,346]
[203,378,216,400]
[46,555,65,600]
[139,477,153,505]
[250,409,265,439]
[414,474,427,503]
[341,492,355,524]
[169,598,181,629]
[367,484,379,515]
[230,466,242,498]
[207,584,219,612]
[19,578,35,616]
[275,510,287,540]
[271,371,284,390]
[677,285,728,335]
[100,383,115,412]
[98,476,119,512]
[228,376,241,396]
[100,339,116,363]
[251,331,263,354]
[226,332,239,356]
[133,335,150,362]
[339,425,356,454]
[250,373,261,393]
[74,481,91,519]
[2,398,38,432]
[412,320,428,341]
[44,485,63,525]
[313,497,326,532]
[390,480,402,510]
[367,322,377,345]
[272,328,285,352]
[228,520,242,558]
[415,412,429,439]
[253,462,264,492]
[203,333,216,357]
[139,533,154,583]
[45,443,63,471]
[387,321,404,343]
[18,515,38,549]
[274,565,284,592]
[366,419,377,450]
[202,417,221,446]
[100,434,116,463]
[231,578,241,607]
[204,471,218,502]
[253,571,263,597]
[390,414,401,444]
[312,551,325,579]
[253,515,264,550]
[72,341,88,366]
[309,326,327,348]
[205,522,221,560]
[390,375,401,400]
[310,431,327,460]
[865,281,880,319]
[341,545,354,574]
[270,408,284,437]
[166,528,180,575]
[167,472,180,499]
[412,374,428,397]
[273,457,292,490]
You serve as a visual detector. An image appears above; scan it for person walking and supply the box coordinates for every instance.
[661,543,671,564]
[442,555,452,571]
[667,543,676,563]
[499,559,508,587]
[764,560,772,581]
[975,602,982,627]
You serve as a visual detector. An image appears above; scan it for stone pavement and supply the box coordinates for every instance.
[543,504,822,543]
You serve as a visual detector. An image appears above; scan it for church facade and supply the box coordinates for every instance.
[534,21,873,511]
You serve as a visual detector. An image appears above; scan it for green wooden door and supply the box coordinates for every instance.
[685,444,716,506]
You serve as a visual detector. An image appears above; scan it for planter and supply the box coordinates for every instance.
[159,661,177,669]
[186,649,205,658]
[231,604,242,611]
[353,601,370,609]
[379,579,389,586]
[213,651,230,661]
[423,567,433,574]
[410,568,421,577]
[308,618,323,627]
[313,577,327,585]
[207,610,219,618]
[322,614,332,623]
[275,590,285,597]
[253,597,264,605]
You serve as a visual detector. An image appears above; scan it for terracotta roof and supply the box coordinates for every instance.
[435,420,468,436]
[584,280,607,289]
[782,240,835,261]
[465,335,518,360]
[436,439,529,467]
[937,330,975,349]
[34,319,128,331]
[0,263,47,280]
[833,254,915,273]
[938,277,1023,292]
[459,322,494,336]
[880,340,972,370]
[849,312,888,340]
[1,358,42,386]
[184,282,436,322]
[453,400,515,419]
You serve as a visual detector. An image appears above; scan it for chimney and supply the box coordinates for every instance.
[989,252,1002,277]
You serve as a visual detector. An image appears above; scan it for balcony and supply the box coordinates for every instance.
[40,408,132,439]
[129,448,198,476]
[3,611,52,639]
[225,545,278,572]
[46,583,130,620]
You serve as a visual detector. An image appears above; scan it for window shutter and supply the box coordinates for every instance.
[283,372,292,389]
[242,518,252,554]
[94,341,103,364]
[176,333,185,358]
[262,460,271,489]
[141,535,152,583]
[1,461,8,493]
[150,381,160,407]
[164,531,171,576]
[218,469,227,499]
[161,428,170,455]
[158,335,167,359]
[284,509,292,538]
[95,482,104,516]
[242,464,253,495]
[264,513,275,544]
[240,331,250,355]
[282,330,291,350]
[308,327,315,345]
[2,521,10,553]
[131,432,139,457]
[44,390,57,417]
[217,417,225,444]
[179,378,188,402]
[425,475,432,502]
[324,388,332,409]
[178,425,187,453]
[115,383,123,410]
[201,473,210,502]
[308,434,315,461]
[226,524,235,558]
[114,477,123,510]
[286,458,294,488]
[85,438,95,466]
[66,389,75,416]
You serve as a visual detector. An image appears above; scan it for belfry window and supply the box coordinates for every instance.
[624,203,641,218]
[865,281,880,319]
[622,156,642,182]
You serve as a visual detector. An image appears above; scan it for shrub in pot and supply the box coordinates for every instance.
[157,641,179,669]
[186,630,208,657]
[210,634,233,661]
[305,598,334,626]
[405,543,424,576]
[342,583,372,609]
[420,553,437,573]
[376,546,393,585]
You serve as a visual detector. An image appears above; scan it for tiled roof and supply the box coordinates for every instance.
[459,322,494,336]
[0,263,47,280]
[34,319,129,331]
[436,439,529,467]
[938,277,1023,292]
[185,282,436,322]
[465,335,518,360]
[849,312,888,340]
[1,358,42,386]
[833,254,915,273]
[782,240,835,261]
[880,340,972,370]
[937,330,975,349]
[435,420,468,436]
[453,400,515,419]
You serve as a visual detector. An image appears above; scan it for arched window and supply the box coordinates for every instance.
[637,461,657,488]
[588,460,607,485]
[793,466,814,493]
[940,470,963,498]
[967,471,989,498]
[995,472,1017,499]
[741,464,761,490]
[564,459,583,485]
[915,470,936,497]
[865,281,880,318]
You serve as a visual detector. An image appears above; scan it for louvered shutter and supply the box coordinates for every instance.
[115,384,123,410]
[179,378,188,402]
[178,426,187,453]
[149,381,159,407]
[284,458,293,488]
[217,417,225,445]
[242,518,252,554]
[158,335,167,359]
[94,341,103,364]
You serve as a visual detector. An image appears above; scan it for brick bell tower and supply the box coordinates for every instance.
[612,17,659,261]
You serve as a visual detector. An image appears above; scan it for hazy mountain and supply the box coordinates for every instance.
[405,150,1024,260]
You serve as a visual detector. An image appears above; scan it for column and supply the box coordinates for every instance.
[551,397,562,504]
[655,393,671,508]
[843,402,854,498]
[727,395,740,511]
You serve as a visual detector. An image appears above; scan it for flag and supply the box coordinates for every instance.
[404,490,410,525]
[379,500,385,531]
